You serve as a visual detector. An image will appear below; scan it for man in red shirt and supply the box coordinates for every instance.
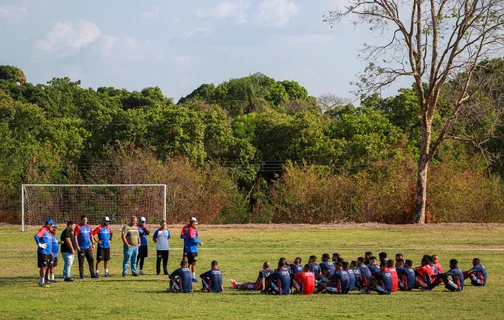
[293,264,315,295]
[416,257,436,289]
[432,255,443,273]
[386,259,398,292]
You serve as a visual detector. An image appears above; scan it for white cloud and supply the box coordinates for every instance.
[259,0,299,27]
[198,1,250,23]
[98,35,148,62]
[182,27,211,38]
[0,5,27,23]
[35,20,101,57]
[141,7,160,19]
[173,55,192,65]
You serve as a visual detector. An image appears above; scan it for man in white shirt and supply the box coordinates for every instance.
[153,220,171,275]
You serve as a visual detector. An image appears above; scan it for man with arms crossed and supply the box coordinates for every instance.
[122,216,140,277]
[93,216,113,277]
[60,221,76,282]
[153,220,171,275]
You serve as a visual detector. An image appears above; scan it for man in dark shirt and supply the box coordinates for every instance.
[319,253,336,281]
[364,262,393,295]
[427,259,464,292]
[464,258,487,286]
[231,261,272,291]
[60,221,77,282]
[270,258,291,295]
[319,262,350,294]
[368,256,380,275]
[200,260,223,293]
[357,257,372,288]
[168,260,193,293]
[308,256,321,278]
[396,259,416,291]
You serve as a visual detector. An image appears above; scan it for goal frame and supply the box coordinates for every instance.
[21,184,167,232]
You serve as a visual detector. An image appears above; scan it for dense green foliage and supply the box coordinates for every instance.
[0,65,502,223]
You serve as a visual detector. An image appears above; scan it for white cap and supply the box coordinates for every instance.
[190,217,198,223]
[140,217,146,222]
[103,216,110,222]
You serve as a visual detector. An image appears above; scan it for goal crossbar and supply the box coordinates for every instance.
[21,184,167,232]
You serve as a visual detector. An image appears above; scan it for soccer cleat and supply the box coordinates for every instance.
[230,279,238,289]
[104,273,111,278]
[139,270,144,275]
[91,274,100,279]
[192,277,199,283]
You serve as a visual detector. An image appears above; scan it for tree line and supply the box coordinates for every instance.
[0,64,502,224]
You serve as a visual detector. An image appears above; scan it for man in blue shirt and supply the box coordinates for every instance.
[137,217,150,275]
[350,260,362,289]
[308,255,321,278]
[200,260,223,293]
[287,257,303,290]
[319,253,335,281]
[231,261,272,291]
[367,256,380,275]
[184,217,203,282]
[270,258,291,295]
[168,260,193,293]
[319,262,350,294]
[427,259,464,292]
[74,215,98,279]
[46,225,59,284]
[365,262,393,295]
[342,261,355,291]
[34,219,54,287]
[396,259,416,291]
[357,257,372,288]
[464,258,487,286]
[93,216,113,277]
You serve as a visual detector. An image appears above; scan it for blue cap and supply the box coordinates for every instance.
[45,219,54,226]
[103,216,110,222]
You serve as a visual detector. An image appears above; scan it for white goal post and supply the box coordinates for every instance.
[21,184,167,232]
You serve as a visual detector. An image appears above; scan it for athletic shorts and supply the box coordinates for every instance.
[38,252,51,268]
[445,279,461,292]
[138,246,148,258]
[183,247,187,258]
[187,252,198,264]
[96,248,111,261]
[51,256,58,267]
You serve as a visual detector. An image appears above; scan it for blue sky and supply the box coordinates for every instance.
[0,0,409,101]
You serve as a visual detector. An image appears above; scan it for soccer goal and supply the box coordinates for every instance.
[21,184,167,231]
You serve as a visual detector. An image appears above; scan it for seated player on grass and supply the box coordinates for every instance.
[308,256,321,278]
[168,260,193,293]
[463,258,487,287]
[318,253,335,282]
[349,260,362,289]
[379,252,388,264]
[386,259,398,292]
[432,255,443,273]
[269,258,291,295]
[342,262,355,292]
[231,261,272,291]
[318,262,350,294]
[396,259,416,291]
[364,251,373,266]
[415,257,435,289]
[292,264,315,295]
[426,259,464,292]
[357,257,372,288]
[395,253,404,262]
[363,262,393,295]
[287,257,304,290]
[423,255,440,275]
[200,260,223,293]
[367,256,380,276]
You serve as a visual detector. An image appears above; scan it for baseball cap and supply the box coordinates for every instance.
[45,219,54,226]
[140,217,146,222]
[190,217,198,223]
[103,216,110,222]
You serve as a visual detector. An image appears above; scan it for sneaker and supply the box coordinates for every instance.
[192,277,199,283]
[91,274,100,279]
[360,288,371,294]
[420,287,431,292]
[104,273,111,278]
[39,283,50,288]
[133,273,139,277]
[139,270,144,275]
[166,288,174,292]
[122,273,127,278]
[230,279,238,289]
[64,278,74,282]
[49,279,57,283]
[156,271,160,275]
[80,275,85,279]
[164,271,169,275]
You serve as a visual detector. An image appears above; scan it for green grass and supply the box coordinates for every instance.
[1,224,503,319]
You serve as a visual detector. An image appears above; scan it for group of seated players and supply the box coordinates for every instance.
[228,252,487,295]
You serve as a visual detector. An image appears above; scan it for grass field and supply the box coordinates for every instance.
[0,223,503,319]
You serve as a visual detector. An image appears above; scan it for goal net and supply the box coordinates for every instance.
[22,184,167,231]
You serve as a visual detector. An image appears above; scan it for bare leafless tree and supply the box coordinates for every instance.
[325,0,504,223]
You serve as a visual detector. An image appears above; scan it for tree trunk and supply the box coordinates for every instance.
[414,119,432,224]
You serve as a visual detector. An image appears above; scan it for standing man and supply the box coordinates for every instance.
[34,219,54,287]
[74,215,98,279]
[184,217,203,282]
[93,216,113,277]
[153,220,171,275]
[60,221,77,282]
[137,217,150,275]
[46,225,59,283]
[121,215,140,277]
